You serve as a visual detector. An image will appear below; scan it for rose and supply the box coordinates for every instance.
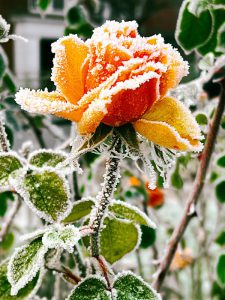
[15,20,202,151]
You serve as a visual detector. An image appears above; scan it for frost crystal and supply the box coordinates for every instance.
[7,238,47,296]
[42,225,81,253]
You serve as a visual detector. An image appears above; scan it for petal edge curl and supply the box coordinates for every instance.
[133,119,202,151]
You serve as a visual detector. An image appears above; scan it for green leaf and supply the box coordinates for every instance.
[109,200,155,228]
[37,0,51,11]
[19,170,71,223]
[171,171,183,189]
[29,150,66,168]
[68,276,110,300]
[113,272,161,300]
[100,217,140,264]
[0,52,6,79]
[0,191,14,216]
[42,225,80,253]
[217,22,225,51]
[140,225,156,249]
[215,180,225,203]
[0,261,40,300]
[217,254,225,284]
[3,73,17,93]
[176,1,213,53]
[198,9,225,55]
[76,123,112,155]
[62,198,95,224]
[0,153,23,187]
[67,5,85,25]
[216,231,225,246]
[0,232,14,251]
[8,238,46,295]
[195,113,208,125]
[217,155,225,167]
[116,123,139,150]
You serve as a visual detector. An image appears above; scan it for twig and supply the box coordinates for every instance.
[0,195,21,242]
[73,172,81,201]
[152,78,225,291]
[21,111,46,148]
[46,265,81,285]
[74,245,86,277]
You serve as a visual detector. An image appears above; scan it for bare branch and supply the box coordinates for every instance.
[152,78,225,291]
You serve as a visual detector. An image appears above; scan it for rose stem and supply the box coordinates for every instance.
[90,132,121,284]
[152,78,225,291]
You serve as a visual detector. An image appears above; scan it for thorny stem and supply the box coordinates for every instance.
[89,133,121,288]
[152,78,225,291]
[90,134,121,258]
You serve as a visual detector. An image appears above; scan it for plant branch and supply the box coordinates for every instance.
[0,195,21,242]
[21,111,46,148]
[0,117,10,151]
[90,134,121,258]
[152,78,225,291]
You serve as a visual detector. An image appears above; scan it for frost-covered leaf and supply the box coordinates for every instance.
[176,1,213,53]
[100,217,140,264]
[0,191,14,217]
[7,238,47,296]
[62,198,95,224]
[0,152,23,188]
[215,179,225,203]
[0,15,10,41]
[109,200,155,228]
[113,271,161,300]
[116,123,139,150]
[76,123,112,155]
[217,154,225,167]
[28,150,66,168]
[67,276,110,300]
[0,261,41,300]
[217,254,225,284]
[197,9,225,55]
[42,225,81,253]
[16,170,71,223]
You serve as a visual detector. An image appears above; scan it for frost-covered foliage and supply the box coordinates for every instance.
[0,1,225,300]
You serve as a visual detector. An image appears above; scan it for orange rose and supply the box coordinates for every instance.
[15,21,202,151]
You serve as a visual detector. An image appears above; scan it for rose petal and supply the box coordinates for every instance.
[133,119,202,151]
[51,35,88,104]
[15,88,82,122]
[143,96,201,141]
